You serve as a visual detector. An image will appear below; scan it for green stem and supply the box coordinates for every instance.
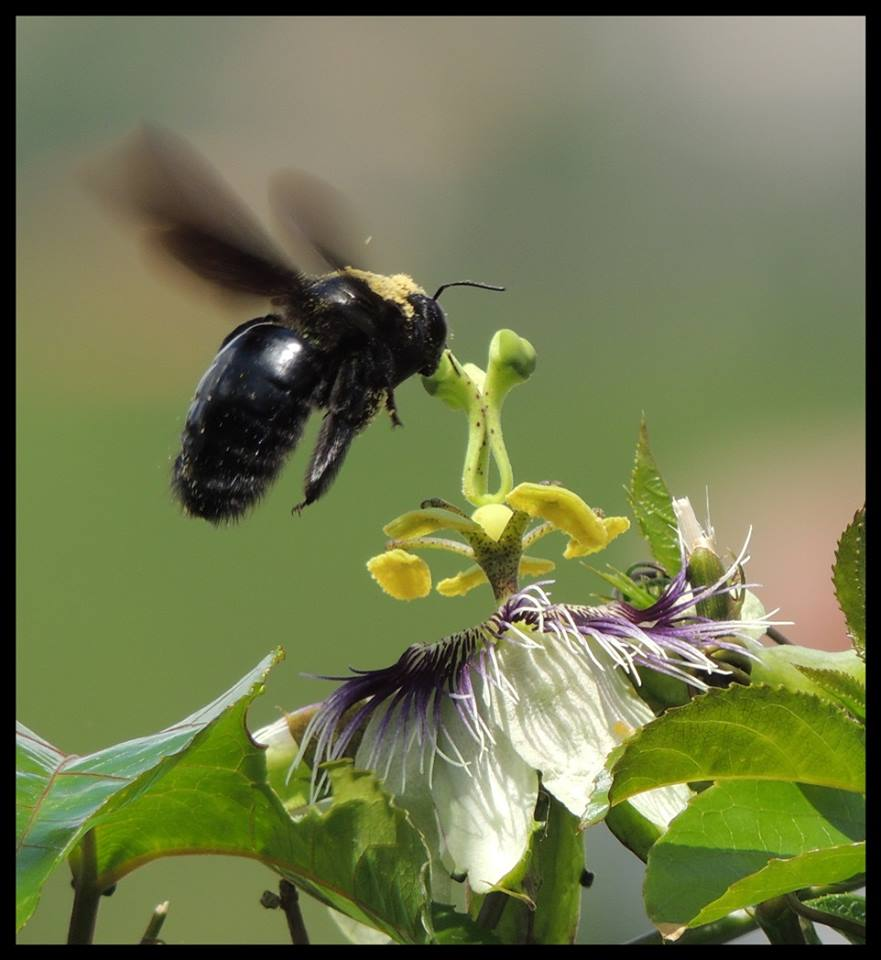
[625,910,757,945]
[67,829,101,945]
[754,895,812,944]
[785,893,865,941]
[476,891,509,932]
[626,879,866,945]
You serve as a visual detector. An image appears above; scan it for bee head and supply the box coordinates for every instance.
[416,280,506,375]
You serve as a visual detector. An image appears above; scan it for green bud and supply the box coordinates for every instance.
[687,546,733,620]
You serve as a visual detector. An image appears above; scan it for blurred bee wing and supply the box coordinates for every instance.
[269,168,372,274]
[85,126,302,298]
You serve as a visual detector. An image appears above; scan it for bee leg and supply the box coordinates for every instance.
[294,354,382,511]
[296,412,357,510]
[385,389,403,428]
[368,343,401,427]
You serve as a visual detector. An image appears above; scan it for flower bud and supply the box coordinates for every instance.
[686,545,735,620]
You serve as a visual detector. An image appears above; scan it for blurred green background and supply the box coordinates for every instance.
[17,16,864,945]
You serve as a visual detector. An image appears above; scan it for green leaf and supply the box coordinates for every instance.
[17,652,434,943]
[429,903,502,944]
[792,667,865,722]
[802,893,865,944]
[832,507,865,656]
[749,645,865,710]
[588,565,659,609]
[16,650,282,931]
[645,780,865,931]
[749,646,865,721]
[276,762,432,943]
[691,845,865,930]
[485,794,583,944]
[627,417,680,575]
[609,686,865,806]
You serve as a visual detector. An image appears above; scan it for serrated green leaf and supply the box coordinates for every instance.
[277,762,432,943]
[628,418,681,574]
[15,651,281,931]
[832,507,865,656]
[802,893,865,944]
[645,779,865,930]
[749,646,865,721]
[609,686,865,806]
[692,845,865,929]
[750,644,864,687]
[16,652,434,943]
[793,666,865,722]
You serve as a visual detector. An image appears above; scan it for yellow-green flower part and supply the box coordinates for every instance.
[383,508,478,541]
[506,482,630,559]
[367,549,431,600]
[437,555,556,598]
[471,503,515,541]
[437,566,488,597]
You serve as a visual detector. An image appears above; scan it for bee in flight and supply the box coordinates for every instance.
[89,128,502,523]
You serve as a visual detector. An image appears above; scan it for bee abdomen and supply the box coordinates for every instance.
[171,321,322,523]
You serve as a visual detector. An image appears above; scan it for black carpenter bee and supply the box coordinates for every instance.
[89,128,502,523]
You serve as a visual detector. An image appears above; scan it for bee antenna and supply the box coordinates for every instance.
[432,280,506,301]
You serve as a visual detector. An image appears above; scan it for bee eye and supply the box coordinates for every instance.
[416,298,447,374]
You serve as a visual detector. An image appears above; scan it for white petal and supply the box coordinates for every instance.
[629,782,691,829]
[493,632,656,818]
[355,693,538,895]
[329,909,394,945]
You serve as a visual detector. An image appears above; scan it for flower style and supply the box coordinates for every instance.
[296,536,774,894]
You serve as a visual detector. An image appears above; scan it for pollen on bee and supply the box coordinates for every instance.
[343,268,424,318]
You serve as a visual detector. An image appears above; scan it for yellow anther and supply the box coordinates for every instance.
[366,549,432,600]
[436,566,488,597]
[507,482,630,558]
